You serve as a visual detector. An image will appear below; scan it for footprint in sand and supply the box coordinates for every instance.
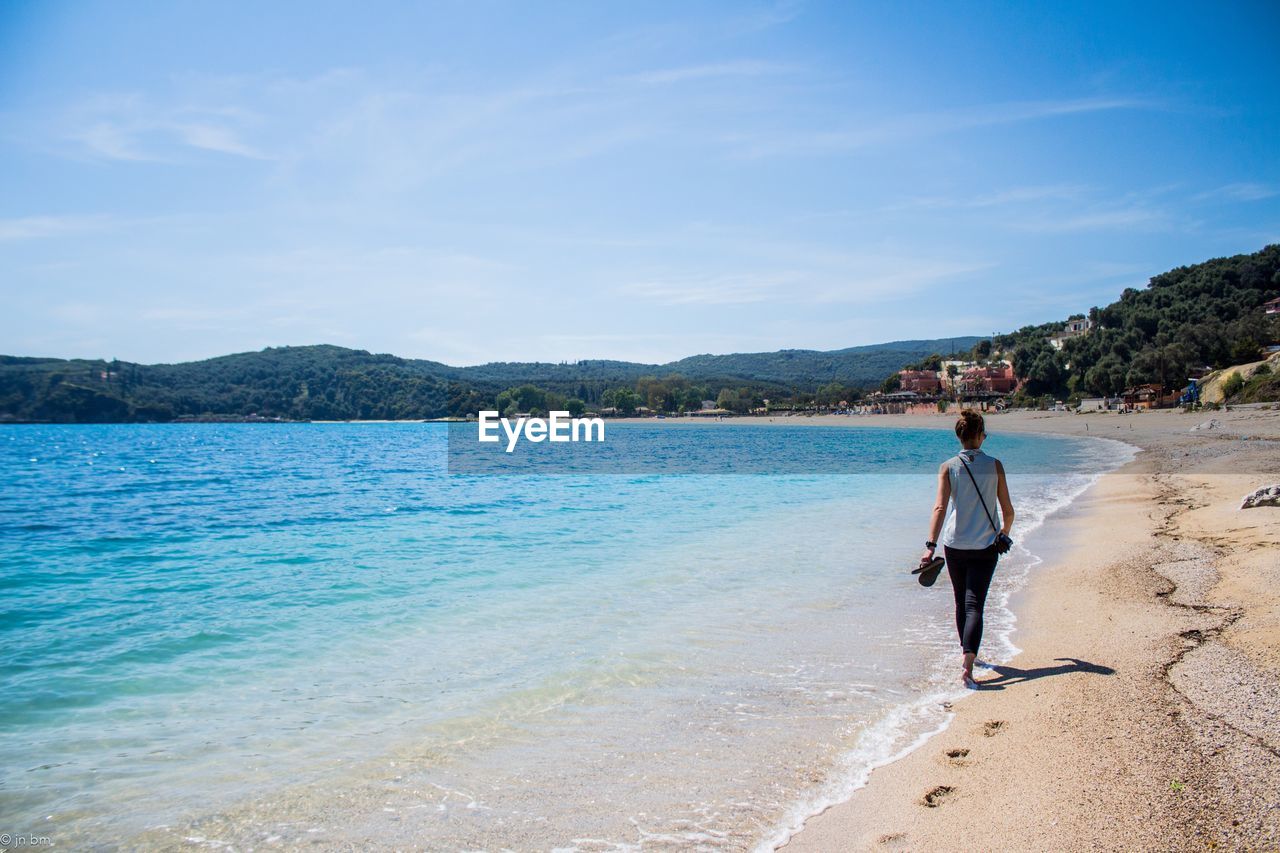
[921,785,956,807]
[945,747,970,765]
[982,720,1006,737]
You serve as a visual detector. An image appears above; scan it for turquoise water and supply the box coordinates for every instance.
[0,423,1132,849]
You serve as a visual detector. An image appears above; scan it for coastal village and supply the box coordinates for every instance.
[813,301,1278,417]
[562,308,1280,421]
[665,301,1280,420]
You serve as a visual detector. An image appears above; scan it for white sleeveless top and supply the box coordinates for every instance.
[943,448,1002,549]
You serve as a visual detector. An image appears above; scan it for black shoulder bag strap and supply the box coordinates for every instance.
[958,455,1000,541]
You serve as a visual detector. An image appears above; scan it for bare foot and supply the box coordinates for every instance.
[961,651,978,688]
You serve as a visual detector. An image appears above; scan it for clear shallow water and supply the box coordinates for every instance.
[0,423,1133,850]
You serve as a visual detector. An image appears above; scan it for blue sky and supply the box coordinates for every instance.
[2,1,1278,365]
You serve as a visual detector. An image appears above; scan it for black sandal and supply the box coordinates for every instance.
[912,556,945,587]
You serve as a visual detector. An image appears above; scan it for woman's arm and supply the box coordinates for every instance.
[919,462,951,565]
[995,459,1014,535]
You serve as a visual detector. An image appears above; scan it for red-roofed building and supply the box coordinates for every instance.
[898,370,942,394]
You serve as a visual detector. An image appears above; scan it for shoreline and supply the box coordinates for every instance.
[773,407,1280,850]
[757,426,1139,851]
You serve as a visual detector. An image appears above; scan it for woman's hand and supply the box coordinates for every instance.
[919,546,937,567]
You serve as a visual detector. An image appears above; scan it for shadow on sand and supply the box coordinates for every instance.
[974,657,1115,690]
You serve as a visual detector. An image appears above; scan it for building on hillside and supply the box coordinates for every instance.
[1047,317,1094,351]
[1263,296,1280,315]
[897,369,942,394]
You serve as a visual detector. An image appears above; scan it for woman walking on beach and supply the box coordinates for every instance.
[920,410,1015,689]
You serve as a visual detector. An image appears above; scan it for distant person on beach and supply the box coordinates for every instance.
[919,410,1015,689]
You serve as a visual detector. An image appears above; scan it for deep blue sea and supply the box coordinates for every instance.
[0,422,1133,850]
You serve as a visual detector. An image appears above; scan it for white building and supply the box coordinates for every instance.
[1048,317,1093,351]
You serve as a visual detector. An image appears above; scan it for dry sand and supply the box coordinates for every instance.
[744,407,1280,851]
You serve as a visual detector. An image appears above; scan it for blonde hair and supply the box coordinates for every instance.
[955,409,985,443]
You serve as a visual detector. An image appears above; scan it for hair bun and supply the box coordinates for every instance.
[955,409,985,442]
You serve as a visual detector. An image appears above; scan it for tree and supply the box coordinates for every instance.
[1230,337,1261,365]
[602,387,640,414]
[680,387,707,412]
[1085,355,1126,396]
[716,387,753,413]
[816,381,848,407]
[497,384,548,418]
[1022,352,1062,396]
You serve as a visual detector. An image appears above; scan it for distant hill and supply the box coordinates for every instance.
[446,337,984,388]
[13,236,1275,423]
[0,336,980,423]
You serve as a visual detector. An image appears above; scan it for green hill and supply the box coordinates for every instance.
[994,244,1279,398]
[0,337,981,423]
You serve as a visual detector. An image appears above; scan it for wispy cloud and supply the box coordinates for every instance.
[624,60,800,85]
[887,183,1192,235]
[887,184,1090,212]
[63,93,270,162]
[724,0,805,36]
[0,215,114,241]
[729,96,1154,158]
[1193,182,1277,202]
[624,271,800,305]
[620,252,990,307]
[1010,204,1170,233]
[171,122,267,158]
[810,258,994,302]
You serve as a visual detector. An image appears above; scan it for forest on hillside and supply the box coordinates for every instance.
[0,338,978,423]
[993,244,1279,399]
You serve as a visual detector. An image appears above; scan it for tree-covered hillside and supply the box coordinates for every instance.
[0,337,980,423]
[0,346,454,423]
[993,244,1279,398]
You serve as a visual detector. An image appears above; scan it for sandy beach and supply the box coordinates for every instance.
[727,407,1280,851]
[618,407,1280,848]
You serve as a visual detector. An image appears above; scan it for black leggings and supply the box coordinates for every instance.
[944,545,998,656]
